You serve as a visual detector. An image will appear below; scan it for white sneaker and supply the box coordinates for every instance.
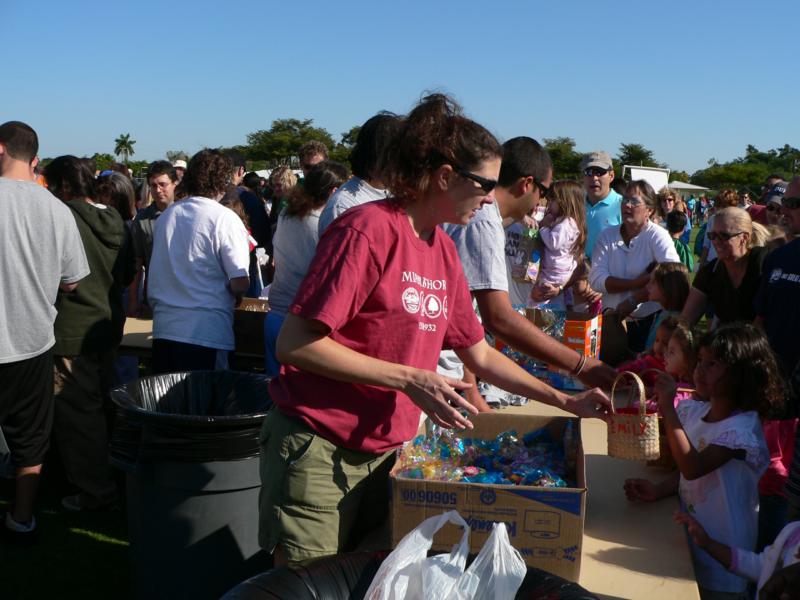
[5,511,36,533]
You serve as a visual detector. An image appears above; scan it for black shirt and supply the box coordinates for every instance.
[693,245,767,325]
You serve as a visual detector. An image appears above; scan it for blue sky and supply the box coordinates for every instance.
[2,0,797,174]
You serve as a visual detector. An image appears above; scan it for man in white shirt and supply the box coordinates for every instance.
[148,149,250,373]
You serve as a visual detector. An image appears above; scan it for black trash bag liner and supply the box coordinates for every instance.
[110,371,271,465]
[222,550,599,600]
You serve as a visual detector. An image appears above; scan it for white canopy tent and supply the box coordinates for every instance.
[668,181,709,192]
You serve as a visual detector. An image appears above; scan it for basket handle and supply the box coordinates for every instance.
[610,371,647,416]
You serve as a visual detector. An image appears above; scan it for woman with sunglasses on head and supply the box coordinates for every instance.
[681,207,769,328]
[258,93,612,566]
[588,180,681,359]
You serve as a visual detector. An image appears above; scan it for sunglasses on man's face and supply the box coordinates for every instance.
[707,231,744,242]
[584,167,610,177]
[782,196,800,210]
[455,168,497,194]
[534,178,552,200]
[767,204,782,212]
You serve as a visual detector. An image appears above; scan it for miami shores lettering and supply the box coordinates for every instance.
[400,271,449,332]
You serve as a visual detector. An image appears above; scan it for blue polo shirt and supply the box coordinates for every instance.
[585,189,622,260]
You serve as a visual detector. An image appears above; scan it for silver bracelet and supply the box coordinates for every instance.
[572,354,588,376]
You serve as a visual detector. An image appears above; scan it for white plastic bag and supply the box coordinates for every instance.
[365,510,470,600]
[453,522,527,600]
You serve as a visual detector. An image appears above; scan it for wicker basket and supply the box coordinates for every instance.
[607,371,660,461]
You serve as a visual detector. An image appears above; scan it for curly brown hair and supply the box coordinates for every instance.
[714,188,740,210]
[699,323,786,417]
[384,93,502,205]
[183,149,232,198]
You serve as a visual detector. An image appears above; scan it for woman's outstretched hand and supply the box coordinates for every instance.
[403,370,479,430]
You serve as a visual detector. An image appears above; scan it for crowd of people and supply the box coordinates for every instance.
[1,96,800,598]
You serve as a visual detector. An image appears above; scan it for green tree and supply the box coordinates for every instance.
[114,133,136,164]
[340,125,361,148]
[669,171,690,183]
[246,119,335,165]
[165,150,188,163]
[89,152,115,171]
[616,143,664,168]
[543,137,582,179]
[328,125,361,166]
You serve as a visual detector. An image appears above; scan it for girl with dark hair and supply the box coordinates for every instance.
[258,93,611,565]
[43,156,134,511]
[264,160,349,375]
[95,172,136,223]
[627,323,783,598]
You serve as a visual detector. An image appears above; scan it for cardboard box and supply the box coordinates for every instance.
[390,412,586,581]
[525,309,602,360]
[233,298,269,356]
[525,308,603,391]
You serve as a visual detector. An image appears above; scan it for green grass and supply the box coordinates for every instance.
[0,464,130,599]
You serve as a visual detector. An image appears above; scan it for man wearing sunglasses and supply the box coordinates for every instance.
[581,151,622,260]
[440,137,617,402]
[756,176,800,528]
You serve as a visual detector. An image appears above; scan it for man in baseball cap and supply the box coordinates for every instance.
[172,159,187,182]
[581,150,622,259]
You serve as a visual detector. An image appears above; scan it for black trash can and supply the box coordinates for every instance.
[110,371,273,600]
[222,550,600,600]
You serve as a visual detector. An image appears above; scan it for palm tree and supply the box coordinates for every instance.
[114,133,136,164]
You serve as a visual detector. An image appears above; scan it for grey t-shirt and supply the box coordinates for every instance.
[131,202,163,268]
[317,176,388,235]
[438,202,508,379]
[269,208,323,316]
[442,201,509,292]
[0,179,89,363]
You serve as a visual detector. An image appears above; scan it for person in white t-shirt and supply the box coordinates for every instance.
[148,149,250,373]
[589,179,680,353]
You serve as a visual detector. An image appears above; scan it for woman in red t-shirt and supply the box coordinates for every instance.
[258,94,612,565]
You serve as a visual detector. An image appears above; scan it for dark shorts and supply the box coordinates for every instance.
[258,408,395,563]
[0,348,55,467]
[152,339,225,373]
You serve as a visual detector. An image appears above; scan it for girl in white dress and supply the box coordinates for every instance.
[626,323,785,599]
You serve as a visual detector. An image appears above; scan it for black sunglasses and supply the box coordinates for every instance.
[783,196,800,210]
[584,167,611,177]
[534,178,552,200]
[707,231,745,242]
[766,204,782,212]
[455,167,497,194]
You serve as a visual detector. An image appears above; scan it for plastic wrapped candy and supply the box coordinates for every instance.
[395,424,571,488]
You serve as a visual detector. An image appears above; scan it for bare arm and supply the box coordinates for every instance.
[680,287,708,327]
[229,276,250,296]
[127,260,144,317]
[59,281,78,293]
[276,313,478,429]
[656,374,743,480]
[460,366,492,413]
[455,339,611,420]
[674,512,732,570]
[603,272,650,294]
[475,289,617,389]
